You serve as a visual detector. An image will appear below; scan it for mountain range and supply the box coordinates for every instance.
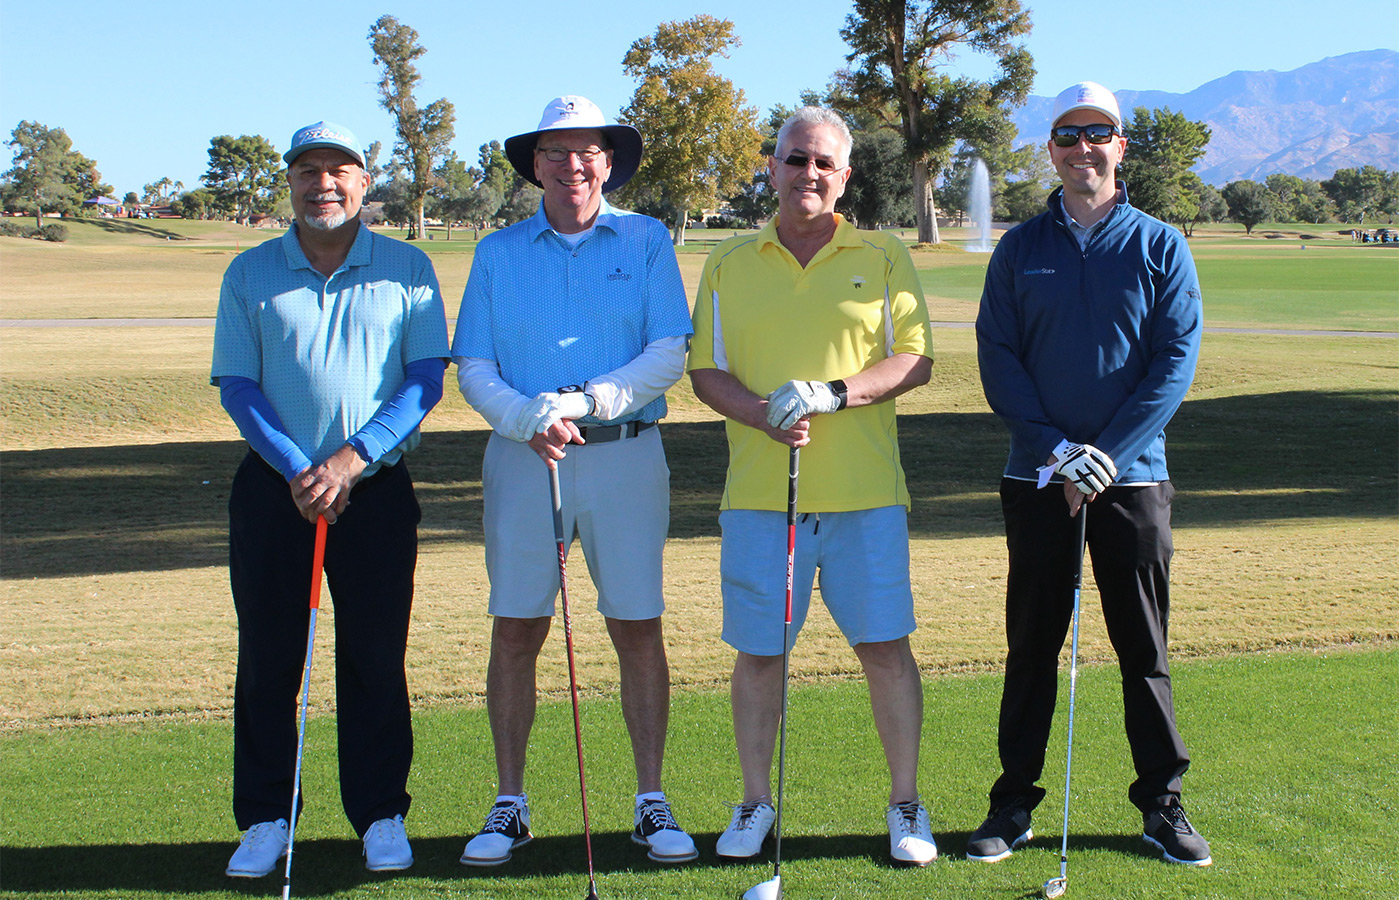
[1010,49,1398,185]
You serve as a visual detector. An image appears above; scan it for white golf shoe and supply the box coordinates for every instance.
[887,798,937,866]
[225,818,289,878]
[363,814,413,871]
[716,799,776,859]
[460,795,533,866]
[631,797,699,863]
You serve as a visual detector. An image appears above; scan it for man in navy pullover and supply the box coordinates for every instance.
[970,82,1211,868]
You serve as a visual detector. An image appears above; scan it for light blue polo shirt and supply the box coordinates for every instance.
[211,222,450,468]
[452,198,692,425]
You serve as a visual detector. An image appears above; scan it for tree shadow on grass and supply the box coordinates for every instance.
[1,389,1393,579]
[83,218,195,241]
[0,830,1163,894]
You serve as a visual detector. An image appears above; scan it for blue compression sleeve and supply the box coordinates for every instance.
[218,376,313,481]
[347,358,447,463]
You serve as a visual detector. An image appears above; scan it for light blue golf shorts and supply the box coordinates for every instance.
[719,505,916,655]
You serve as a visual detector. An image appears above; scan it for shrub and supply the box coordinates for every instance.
[0,220,35,238]
[38,223,68,242]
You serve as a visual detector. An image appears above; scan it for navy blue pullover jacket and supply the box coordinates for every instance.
[976,185,1202,484]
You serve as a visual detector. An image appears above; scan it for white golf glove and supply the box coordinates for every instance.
[516,390,592,439]
[765,380,843,431]
[1051,441,1118,494]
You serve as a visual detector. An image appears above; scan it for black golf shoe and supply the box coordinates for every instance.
[1142,801,1212,866]
[966,806,1033,862]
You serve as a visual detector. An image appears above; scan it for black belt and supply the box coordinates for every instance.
[570,420,656,445]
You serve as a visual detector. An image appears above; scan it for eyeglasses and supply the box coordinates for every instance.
[780,153,844,174]
[537,147,606,163]
[1051,124,1119,147]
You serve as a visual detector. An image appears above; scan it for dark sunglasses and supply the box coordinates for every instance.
[1051,123,1119,147]
[780,153,843,174]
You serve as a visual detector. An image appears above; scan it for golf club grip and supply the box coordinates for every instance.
[308,516,327,610]
[549,465,565,544]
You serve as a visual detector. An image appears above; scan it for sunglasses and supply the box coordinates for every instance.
[780,153,843,174]
[1051,123,1119,147]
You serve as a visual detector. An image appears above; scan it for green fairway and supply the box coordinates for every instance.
[1,217,1396,898]
[2,648,1394,899]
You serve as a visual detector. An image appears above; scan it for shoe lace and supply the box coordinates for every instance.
[639,800,680,833]
[482,802,524,834]
[890,800,924,834]
[727,799,768,831]
[1160,805,1192,835]
[366,816,403,843]
[243,819,285,849]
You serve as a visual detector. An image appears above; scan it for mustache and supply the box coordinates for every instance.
[304,191,346,203]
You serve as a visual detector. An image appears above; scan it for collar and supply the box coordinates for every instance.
[1048,183,1130,229]
[756,213,862,252]
[281,220,371,273]
[527,196,621,243]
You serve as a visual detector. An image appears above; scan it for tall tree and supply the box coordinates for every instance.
[1222,180,1276,235]
[840,127,914,228]
[619,15,764,245]
[1119,106,1211,230]
[368,14,456,240]
[3,121,110,227]
[201,134,284,224]
[839,0,1034,243]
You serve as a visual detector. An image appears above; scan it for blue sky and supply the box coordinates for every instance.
[2,0,1395,196]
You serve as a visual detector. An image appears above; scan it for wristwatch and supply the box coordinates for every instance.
[827,379,849,410]
[558,383,596,417]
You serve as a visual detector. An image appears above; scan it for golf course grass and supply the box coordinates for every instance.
[0,217,1395,899]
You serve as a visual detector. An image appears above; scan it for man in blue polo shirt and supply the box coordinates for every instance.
[971,82,1211,867]
[211,120,449,877]
[452,95,696,867]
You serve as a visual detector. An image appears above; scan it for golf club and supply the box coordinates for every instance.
[743,445,800,900]
[549,463,601,900]
[282,515,327,900]
[1042,505,1088,900]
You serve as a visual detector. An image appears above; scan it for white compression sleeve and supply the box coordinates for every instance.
[585,335,687,421]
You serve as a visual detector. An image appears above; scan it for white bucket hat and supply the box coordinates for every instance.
[1051,82,1122,130]
[504,96,644,193]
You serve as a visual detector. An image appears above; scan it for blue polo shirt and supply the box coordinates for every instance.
[211,222,450,468]
[452,198,692,425]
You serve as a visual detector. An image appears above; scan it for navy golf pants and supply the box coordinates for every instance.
[229,451,419,836]
[989,479,1191,815]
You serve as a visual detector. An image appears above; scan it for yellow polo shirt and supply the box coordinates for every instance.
[689,215,934,512]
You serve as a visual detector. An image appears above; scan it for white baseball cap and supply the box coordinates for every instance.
[1051,82,1122,130]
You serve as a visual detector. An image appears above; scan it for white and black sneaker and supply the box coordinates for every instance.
[460,795,532,866]
[886,798,937,866]
[1142,801,1212,866]
[966,806,1033,862]
[632,796,699,863]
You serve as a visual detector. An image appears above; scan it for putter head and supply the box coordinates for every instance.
[742,874,781,900]
[1043,876,1067,899]
[585,884,600,900]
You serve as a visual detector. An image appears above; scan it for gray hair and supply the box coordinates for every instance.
[775,107,853,166]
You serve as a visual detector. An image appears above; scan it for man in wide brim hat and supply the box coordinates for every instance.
[452,94,697,870]
[502,95,644,193]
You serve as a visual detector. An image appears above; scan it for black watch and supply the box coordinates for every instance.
[558,383,596,417]
[827,379,849,410]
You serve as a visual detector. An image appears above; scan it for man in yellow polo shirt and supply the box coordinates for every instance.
[688,106,937,867]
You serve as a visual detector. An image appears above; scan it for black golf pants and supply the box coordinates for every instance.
[989,479,1191,816]
[229,452,419,836]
